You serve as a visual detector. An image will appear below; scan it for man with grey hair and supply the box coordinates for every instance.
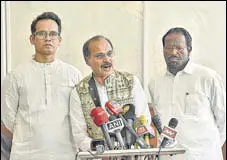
[69,35,152,151]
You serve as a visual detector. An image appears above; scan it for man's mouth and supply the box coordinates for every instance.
[44,44,53,47]
[101,63,112,69]
[168,57,180,61]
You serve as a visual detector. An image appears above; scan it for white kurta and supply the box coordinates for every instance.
[148,61,226,160]
[70,75,151,151]
[1,59,82,160]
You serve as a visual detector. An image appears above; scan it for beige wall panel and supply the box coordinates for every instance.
[144,1,226,88]
[9,1,143,80]
[3,1,225,88]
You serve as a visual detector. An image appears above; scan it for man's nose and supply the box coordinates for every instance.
[103,55,112,61]
[168,48,179,55]
[44,34,51,40]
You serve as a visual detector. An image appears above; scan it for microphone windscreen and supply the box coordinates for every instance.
[90,107,103,117]
[90,107,108,126]
[122,104,136,119]
[105,101,123,116]
[168,118,178,129]
[161,118,178,141]
[139,115,147,125]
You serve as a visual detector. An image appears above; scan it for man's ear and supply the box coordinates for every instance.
[85,57,90,66]
[29,35,35,45]
[187,46,192,53]
[58,36,62,46]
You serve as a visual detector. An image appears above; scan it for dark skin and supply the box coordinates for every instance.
[163,33,190,75]
[163,32,226,159]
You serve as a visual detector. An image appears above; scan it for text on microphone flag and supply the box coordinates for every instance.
[106,118,124,132]
[161,126,177,140]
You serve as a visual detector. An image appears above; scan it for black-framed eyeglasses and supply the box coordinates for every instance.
[34,31,59,40]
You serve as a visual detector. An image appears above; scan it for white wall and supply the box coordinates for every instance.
[1,1,226,89]
[8,1,144,80]
[144,1,226,89]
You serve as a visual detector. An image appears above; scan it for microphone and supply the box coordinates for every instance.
[105,101,148,149]
[122,104,136,149]
[149,104,162,135]
[155,118,178,160]
[108,127,116,148]
[90,107,114,150]
[107,115,125,149]
[152,114,163,135]
[132,117,140,149]
[138,115,154,147]
[160,118,178,148]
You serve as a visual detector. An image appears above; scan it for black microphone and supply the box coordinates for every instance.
[152,114,163,135]
[122,104,136,149]
[105,101,148,149]
[107,115,125,149]
[156,118,178,160]
[160,118,178,148]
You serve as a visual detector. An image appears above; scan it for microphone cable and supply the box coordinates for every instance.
[155,141,163,160]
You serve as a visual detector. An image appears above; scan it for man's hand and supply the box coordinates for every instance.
[222,141,226,160]
[1,123,13,140]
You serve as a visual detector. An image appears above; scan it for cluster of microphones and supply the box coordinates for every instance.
[90,100,178,156]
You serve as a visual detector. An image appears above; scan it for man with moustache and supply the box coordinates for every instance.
[69,35,151,151]
[148,27,226,160]
[1,12,82,160]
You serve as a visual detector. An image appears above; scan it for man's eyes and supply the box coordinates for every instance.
[95,54,105,58]
[95,51,113,59]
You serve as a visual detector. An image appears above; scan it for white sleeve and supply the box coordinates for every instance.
[71,67,83,85]
[75,68,83,83]
[132,76,151,125]
[1,72,19,133]
[148,78,157,107]
[69,88,92,151]
[210,73,226,145]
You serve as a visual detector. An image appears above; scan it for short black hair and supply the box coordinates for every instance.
[82,35,113,61]
[162,27,192,53]
[31,12,62,35]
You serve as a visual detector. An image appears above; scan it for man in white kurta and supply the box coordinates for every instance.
[149,62,226,160]
[148,27,226,160]
[1,12,82,160]
[2,59,82,160]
